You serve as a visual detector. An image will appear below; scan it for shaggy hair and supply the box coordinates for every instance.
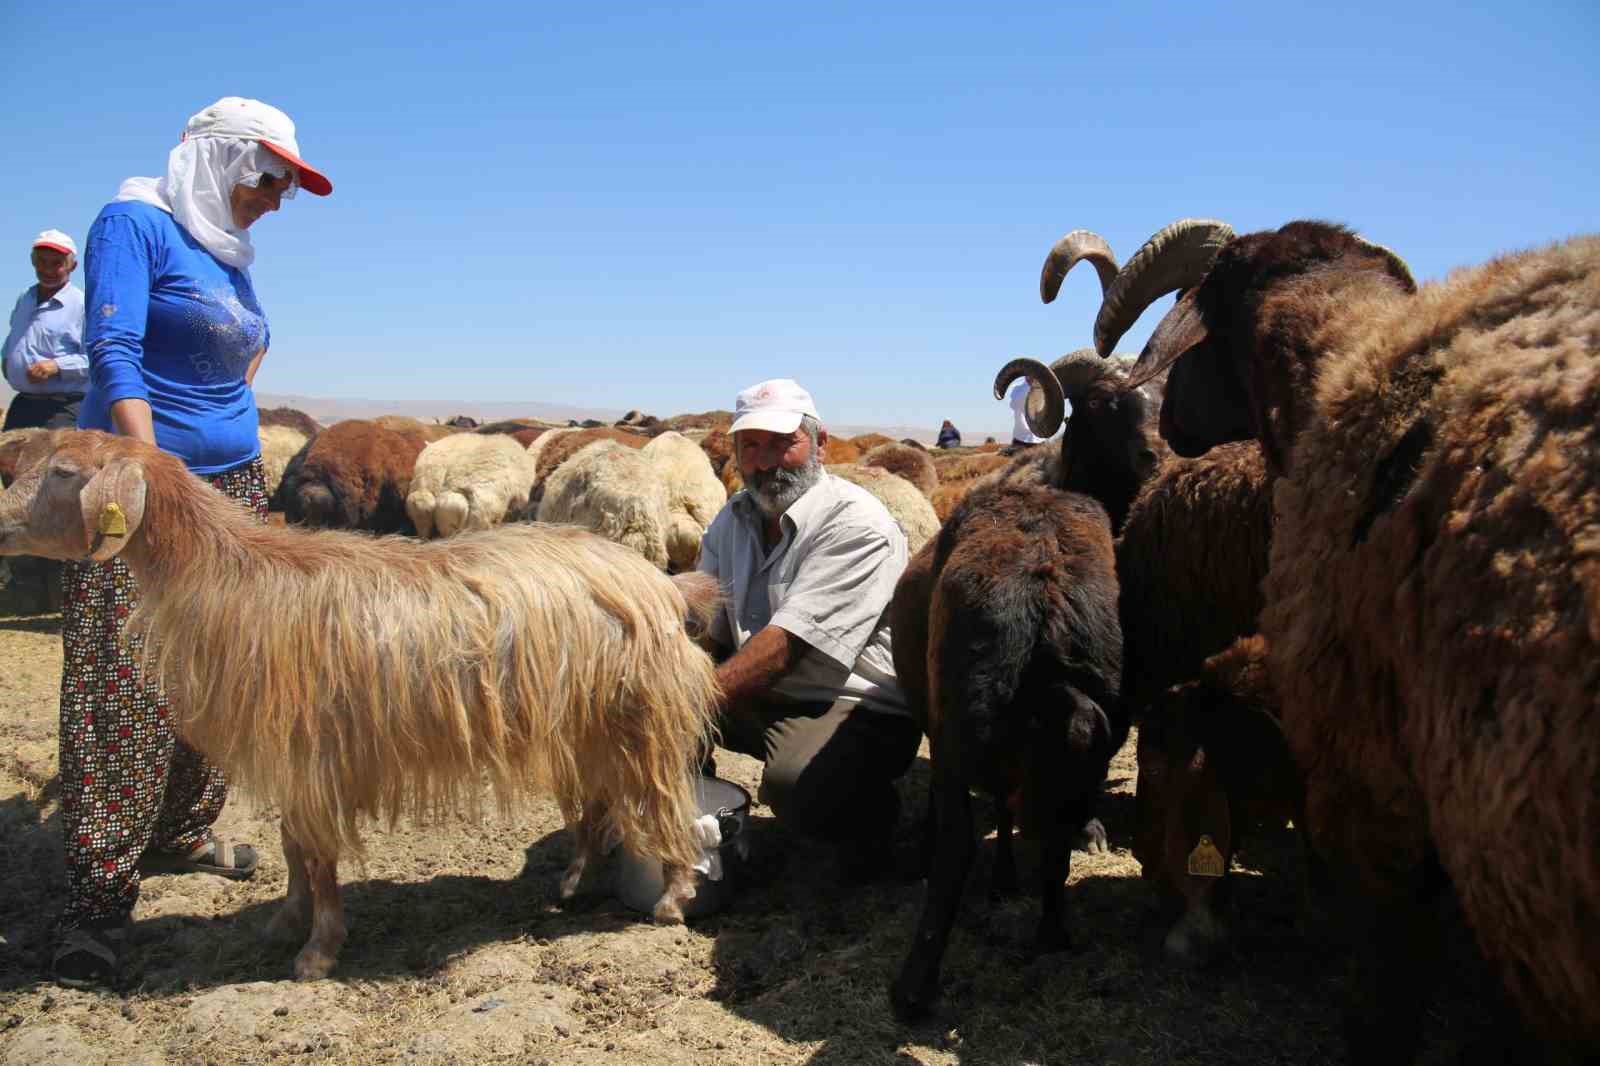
[861,442,938,498]
[406,432,537,538]
[640,431,728,572]
[530,426,648,502]
[258,406,322,439]
[826,464,939,554]
[538,440,672,570]
[0,430,720,978]
[258,425,311,504]
[889,474,1123,1019]
[1155,224,1600,1055]
[276,419,429,534]
[1115,442,1272,717]
[929,452,1010,522]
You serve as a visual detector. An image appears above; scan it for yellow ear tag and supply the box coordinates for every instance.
[1186,835,1225,878]
[97,502,128,537]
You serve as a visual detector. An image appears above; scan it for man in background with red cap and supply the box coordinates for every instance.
[3,229,88,431]
[1,229,87,610]
[697,378,920,881]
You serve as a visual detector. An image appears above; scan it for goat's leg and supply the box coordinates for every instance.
[265,823,313,944]
[889,764,974,1021]
[293,852,346,981]
[651,862,695,925]
[559,799,609,902]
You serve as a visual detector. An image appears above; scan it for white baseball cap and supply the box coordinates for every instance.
[730,378,820,435]
[32,229,77,257]
[183,96,333,196]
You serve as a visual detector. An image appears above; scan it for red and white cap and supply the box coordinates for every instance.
[731,378,820,435]
[183,97,333,196]
[32,229,77,256]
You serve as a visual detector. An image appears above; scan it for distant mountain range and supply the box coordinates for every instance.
[0,386,1013,446]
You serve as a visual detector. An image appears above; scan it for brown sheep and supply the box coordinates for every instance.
[276,419,427,533]
[822,437,862,464]
[697,427,732,476]
[660,409,734,433]
[0,430,720,981]
[929,453,1009,522]
[861,442,937,498]
[1104,218,1600,1061]
[847,432,894,453]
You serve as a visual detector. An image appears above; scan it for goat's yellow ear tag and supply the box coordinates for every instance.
[1187,835,1225,878]
[97,503,128,537]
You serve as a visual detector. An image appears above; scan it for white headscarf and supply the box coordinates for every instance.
[114,139,294,270]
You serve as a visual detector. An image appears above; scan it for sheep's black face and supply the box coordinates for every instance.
[1161,338,1255,458]
[1071,382,1162,486]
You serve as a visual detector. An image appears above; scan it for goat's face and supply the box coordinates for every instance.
[0,430,149,562]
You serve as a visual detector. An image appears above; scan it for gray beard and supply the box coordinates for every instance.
[746,459,824,518]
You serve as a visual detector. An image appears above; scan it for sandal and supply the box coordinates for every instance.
[52,922,126,990]
[139,832,258,881]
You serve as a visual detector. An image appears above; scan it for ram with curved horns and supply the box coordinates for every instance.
[1093,216,1599,1063]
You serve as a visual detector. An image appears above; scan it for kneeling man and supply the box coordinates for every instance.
[698,379,919,876]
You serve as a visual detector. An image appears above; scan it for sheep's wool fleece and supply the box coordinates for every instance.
[826,464,939,554]
[539,440,672,570]
[1260,234,1599,1040]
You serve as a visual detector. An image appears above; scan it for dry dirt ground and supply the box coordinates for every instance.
[0,588,1505,1065]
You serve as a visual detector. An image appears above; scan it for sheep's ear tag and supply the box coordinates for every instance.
[1187,835,1225,878]
[97,503,128,537]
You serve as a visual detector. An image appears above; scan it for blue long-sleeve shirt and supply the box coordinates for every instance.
[79,201,265,474]
[3,282,88,394]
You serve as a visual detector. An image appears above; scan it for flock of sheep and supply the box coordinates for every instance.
[0,215,1593,1065]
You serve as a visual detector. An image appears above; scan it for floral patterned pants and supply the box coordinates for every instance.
[57,458,268,931]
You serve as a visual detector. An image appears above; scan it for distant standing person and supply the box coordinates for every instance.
[1005,378,1064,454]
[3,230,87,430]
[936,419,961,449]
[51,96,333,989]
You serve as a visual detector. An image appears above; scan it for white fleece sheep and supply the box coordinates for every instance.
[258,425,311,504]
[640,431,728,571]
[405,432,537,539]
[827,464,940,554]
[537,440,672,570]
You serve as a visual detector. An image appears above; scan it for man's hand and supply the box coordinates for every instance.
[25,359,59,383]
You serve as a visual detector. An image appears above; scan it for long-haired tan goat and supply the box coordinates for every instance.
[0,430,720,981]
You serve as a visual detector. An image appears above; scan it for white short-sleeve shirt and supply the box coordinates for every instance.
[698,473,909,715]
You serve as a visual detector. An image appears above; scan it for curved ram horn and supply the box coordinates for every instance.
[1354,236,1417,293]
[1040,230,1119,304]
[1093,219,1234,357]
[993,357,1066,439]
[1048,349,1112,402]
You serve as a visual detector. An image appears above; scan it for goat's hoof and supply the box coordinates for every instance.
[888,975,938,1023]
[651,897,686,925]
[1077,818,1108,855]
[292,947,336,981]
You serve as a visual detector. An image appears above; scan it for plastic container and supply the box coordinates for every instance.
[614,776,750,919]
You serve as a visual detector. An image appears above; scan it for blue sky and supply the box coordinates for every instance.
[3,1,1595,433]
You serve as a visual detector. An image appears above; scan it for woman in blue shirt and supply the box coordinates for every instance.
[54,97,333,989]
